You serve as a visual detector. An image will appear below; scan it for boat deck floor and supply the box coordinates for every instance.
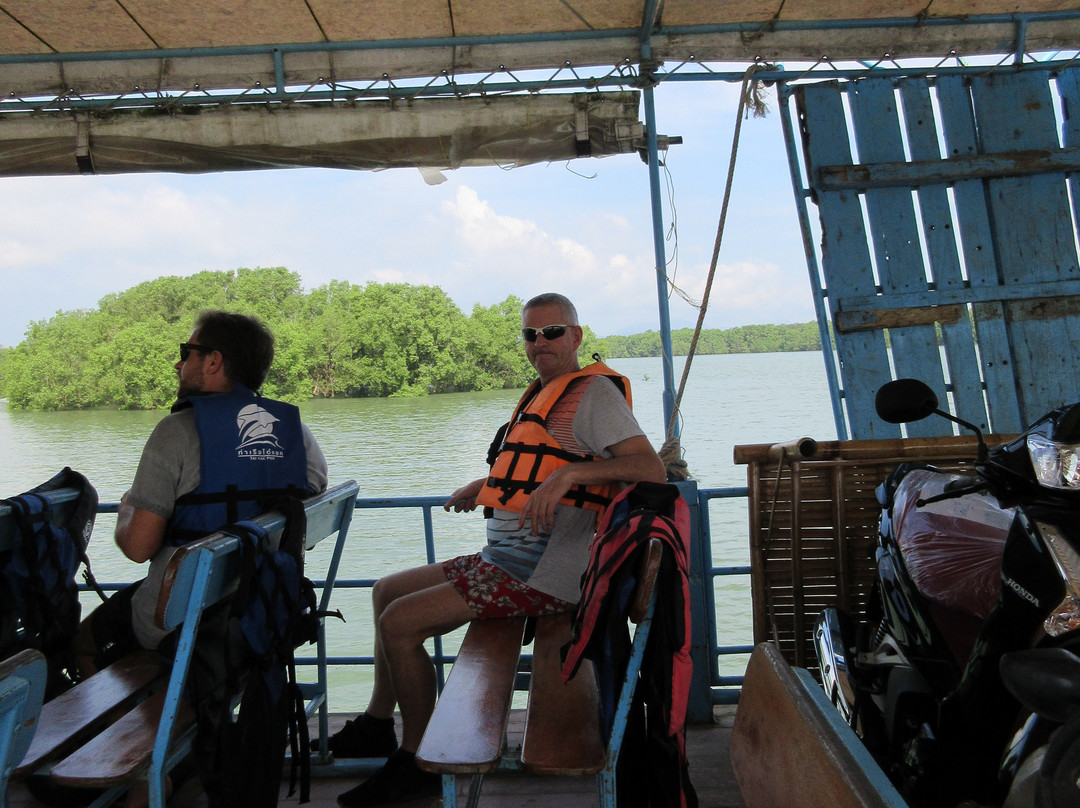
[8,706,746,808]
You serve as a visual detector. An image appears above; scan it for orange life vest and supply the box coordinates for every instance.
[476,362,633,516]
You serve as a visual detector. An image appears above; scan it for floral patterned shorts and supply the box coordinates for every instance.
[442,553,575,618]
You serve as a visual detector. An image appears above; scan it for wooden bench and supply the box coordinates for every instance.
[729,642,908,808]
[11,480,360,808]
[416,536,663,808]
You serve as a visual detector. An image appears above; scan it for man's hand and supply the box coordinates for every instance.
[444,478,485,513]
[517,466,573,536]
[518,434,666,536]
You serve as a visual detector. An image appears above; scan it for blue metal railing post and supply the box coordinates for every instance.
[640,72,678,437]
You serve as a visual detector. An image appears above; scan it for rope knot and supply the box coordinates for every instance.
[660,436,690,481]
[742,63,777,119]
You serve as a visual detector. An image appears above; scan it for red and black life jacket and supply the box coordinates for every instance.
[561,481,698,808]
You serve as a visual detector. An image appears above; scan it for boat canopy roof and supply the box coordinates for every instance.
[4,2,1080,101]
[4,2,1080,177]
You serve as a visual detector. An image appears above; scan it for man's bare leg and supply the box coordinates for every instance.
[336,572,475,807]
[377,580,475,751]
[365,563,457,720]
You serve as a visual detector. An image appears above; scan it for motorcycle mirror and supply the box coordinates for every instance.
[1000,648,1080,724]
[876,379,939,424]
[876,378,989,462]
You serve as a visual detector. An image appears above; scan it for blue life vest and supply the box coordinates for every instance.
[167,386,310,546]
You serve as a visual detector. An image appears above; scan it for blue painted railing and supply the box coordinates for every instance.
[90,481,750,718]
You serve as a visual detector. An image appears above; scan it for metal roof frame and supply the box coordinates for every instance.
[3,8,1080,111]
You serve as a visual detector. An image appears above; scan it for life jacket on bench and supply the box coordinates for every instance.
[0,467,99,697]
[561,481,697,808]
[167,386,309,546]
[191,498,339,808]
[477,362,632,517]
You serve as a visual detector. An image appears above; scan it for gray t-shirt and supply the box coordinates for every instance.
[481,375,649,603]
[128,407,329,647]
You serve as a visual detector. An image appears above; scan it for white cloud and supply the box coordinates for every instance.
[441,186,546,253]
[0,238,50,268]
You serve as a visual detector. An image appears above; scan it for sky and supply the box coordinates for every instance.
[0,81,815,348]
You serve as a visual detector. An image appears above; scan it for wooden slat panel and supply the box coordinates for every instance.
[972,71,1080,421]
[819,146,1080,189]
[1061,67,1080,238]
[935,74,1025,433]
[849,77,948,439]
[797,82,897,440]
[898,77,987,429]
[799,67,1080,437]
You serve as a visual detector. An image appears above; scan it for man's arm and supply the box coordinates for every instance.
[114,491,168,563]
[518,434,665,535]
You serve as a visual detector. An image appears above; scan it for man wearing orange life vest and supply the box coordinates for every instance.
[331,292,666,808]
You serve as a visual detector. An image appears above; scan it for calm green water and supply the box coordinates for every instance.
[0,352,836,709]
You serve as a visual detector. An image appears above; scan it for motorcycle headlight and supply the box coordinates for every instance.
[1038,520,1080,636]
[1027,434,1080,490]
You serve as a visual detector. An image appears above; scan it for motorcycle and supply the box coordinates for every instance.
[814,378,1080,807]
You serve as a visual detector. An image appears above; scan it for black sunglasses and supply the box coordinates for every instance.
[179,342,214,362]
[522,324,571,343]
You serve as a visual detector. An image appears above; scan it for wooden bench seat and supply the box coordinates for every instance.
[417,537,662,808]
[10,480,360,808]
[14,650,163,779]
[417,617,527,775]
[51,687,196,788]
[521,612,605,775]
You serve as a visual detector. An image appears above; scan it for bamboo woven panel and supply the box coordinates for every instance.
[733,435,1011,670]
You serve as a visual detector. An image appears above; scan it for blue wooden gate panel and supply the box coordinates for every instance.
[934,75,1024,432]
[790,68,1080,439]
[848,77,950,440]
[797,82,896,440]
[897,78,985,428]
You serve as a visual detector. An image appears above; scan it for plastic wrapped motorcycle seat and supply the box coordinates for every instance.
[893,468,1014,621]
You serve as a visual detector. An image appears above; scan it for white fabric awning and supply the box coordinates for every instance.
[0,93,643,176]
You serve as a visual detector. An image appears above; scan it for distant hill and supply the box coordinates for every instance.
[601,322,821,357]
